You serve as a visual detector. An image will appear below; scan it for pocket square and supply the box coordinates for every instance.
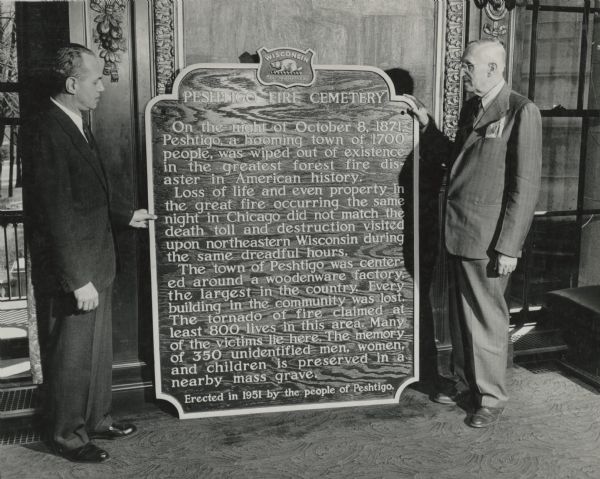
[485,116,506,138]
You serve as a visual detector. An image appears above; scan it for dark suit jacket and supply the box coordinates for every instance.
[23,102,131,294]
[422,84,542,259]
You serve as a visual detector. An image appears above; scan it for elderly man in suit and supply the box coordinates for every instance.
[408,39,542,427]
[23,44,155,462]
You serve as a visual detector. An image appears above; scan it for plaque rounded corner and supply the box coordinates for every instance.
[154,388,187,419]
[393,373,420,402]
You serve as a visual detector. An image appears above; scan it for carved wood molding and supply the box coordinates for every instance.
[443,0,466,140]
[91,0,128,82]
[475,0,515,41]
[153,0,176,95]
[475,0,516,20]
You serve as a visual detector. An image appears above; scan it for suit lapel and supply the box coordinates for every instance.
[49,105,109,194]
[456,84,511,159]
[473,83,510,131]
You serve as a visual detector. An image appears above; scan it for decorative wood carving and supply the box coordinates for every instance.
[475,0,516,20]
[27,252,43,384]
[475,0,516,42]
[431,1,467,360]
[443,0,465,140]
[153,0,176,94]
[91,0,127,82]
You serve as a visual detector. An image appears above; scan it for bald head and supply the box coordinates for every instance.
[466,40,506,73]
[461,40,506,96]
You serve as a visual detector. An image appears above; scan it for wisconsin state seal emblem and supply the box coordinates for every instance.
[257,47,315,88]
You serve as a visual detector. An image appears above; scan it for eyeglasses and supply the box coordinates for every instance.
[460,62,475,73]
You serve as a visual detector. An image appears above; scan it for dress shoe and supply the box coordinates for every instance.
[90,422,137,440]
[433,391,457,405]
[432,390,469,406]
[469,407,503,428]
[56,442,110,463]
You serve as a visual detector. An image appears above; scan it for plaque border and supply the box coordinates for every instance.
[145,62,420,419]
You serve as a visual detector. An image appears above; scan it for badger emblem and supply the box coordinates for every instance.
[257,47,315,88]
[270,59,302,74]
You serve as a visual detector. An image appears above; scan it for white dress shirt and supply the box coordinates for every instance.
[480,79,506,111]
[50,97,88,142]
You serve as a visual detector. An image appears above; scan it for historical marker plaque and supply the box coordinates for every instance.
[147,48,419,418]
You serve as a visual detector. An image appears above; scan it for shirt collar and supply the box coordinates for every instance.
[480,79,506,111]
[50,97,86,138]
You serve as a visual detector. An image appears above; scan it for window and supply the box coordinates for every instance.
[0,2,25,303]
[0,1,27,384]
[510,0,600,312]
[0,1,21,210]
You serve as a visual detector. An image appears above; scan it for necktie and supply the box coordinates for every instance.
[472,98,483,126]
[82,123,108,184]
[83,124,95,149]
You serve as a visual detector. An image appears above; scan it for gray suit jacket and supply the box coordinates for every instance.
[422,84,542,259]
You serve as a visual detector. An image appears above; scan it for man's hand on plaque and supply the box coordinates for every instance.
[403,94,430,130]
[129,209,157,229]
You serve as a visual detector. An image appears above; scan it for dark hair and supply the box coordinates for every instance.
[50,43,95,95]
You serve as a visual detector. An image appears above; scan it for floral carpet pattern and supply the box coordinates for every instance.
[1,363,599,479]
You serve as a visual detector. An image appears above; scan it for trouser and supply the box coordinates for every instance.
[38,286,114,451]
[448,254,510,408]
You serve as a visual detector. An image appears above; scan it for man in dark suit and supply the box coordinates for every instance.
[408,39,542,427]
[23,44,155,462]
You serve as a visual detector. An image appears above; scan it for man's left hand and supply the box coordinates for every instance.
[496,253,517,276]
[129,209,157,228]
[403,94,430,129]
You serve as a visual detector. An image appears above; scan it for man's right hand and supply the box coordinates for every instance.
[74,282,99,311]
[404,94,430,129]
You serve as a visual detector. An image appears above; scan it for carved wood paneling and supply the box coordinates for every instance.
[443,0,466,140]
[153,0,176,94]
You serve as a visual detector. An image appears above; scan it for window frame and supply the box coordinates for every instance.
[516,0,600,318]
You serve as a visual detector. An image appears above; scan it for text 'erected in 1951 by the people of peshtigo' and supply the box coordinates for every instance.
[147,51,419,418]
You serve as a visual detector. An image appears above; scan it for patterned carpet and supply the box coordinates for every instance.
[1,363,599,479]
